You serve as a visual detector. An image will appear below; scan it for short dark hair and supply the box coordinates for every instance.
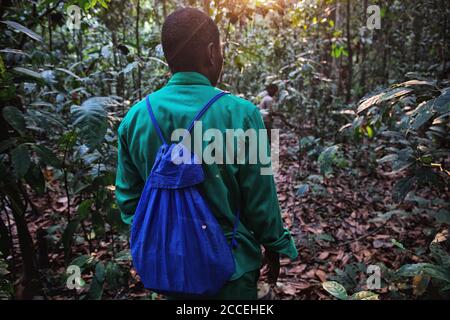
[266,84,278,96]
[161,7,220,72]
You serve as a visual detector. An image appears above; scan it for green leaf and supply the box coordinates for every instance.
[432,90,450,114]
[106,204,128,234]
[12,67,44,82]
[430,242,450,267]
[87,278,104,300]
[55,68,82,81]
[410,102,435,130]
[350,291,379,300]
[2,106,26,134]
[115,249,131,261]
[62,219,80,260]
[365,125,374,138]
[422,264,450,283]
[91,211,105,238]
[1,20,43,42]
[105,262,123,290]
[318,145,339,175]
[381,87,413,102]
[69,254,93,270]
[77,199,93,220]
[377,154,398,164]
[392,148,414,172]
[11,144,31,178]
[322,281,348,300]
[71,97,118,147]
[391,239,405,250]
[435,209,450,225]
[393,262,450,282]
[0,139,14,154]
[392,176,416,203]
[24,164,45,195]
[397,80,436,88]
[95,262,105,282]
[32,145,61,168]
[395,263,429,278]
[0,48,30,57]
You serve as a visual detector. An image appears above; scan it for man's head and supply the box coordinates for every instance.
[161,8,223,86]
[266,84,278,97]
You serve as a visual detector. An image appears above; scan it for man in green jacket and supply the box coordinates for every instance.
[115,7,297,299]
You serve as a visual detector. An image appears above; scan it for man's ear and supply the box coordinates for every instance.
[207,42,215,66]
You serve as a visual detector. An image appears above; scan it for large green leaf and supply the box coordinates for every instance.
[432,90,450,114]
[87,278,104,300]
[69,254,94,271]
[409,102,435,130]
[24,164,45,195]
[55,68,82,81]
[32,145,61,168]
[95,262,106,282]
[395,263,430,277]
[71,97,118,147]
[2,106,26,134]
[1,20,43,42]
[88,262,106,300]
[12,67,44,82]
[11,144,31,178]
[0,48,30,57]
[395,263,450,282]
[422,265,450,283]
[357,88,413,114]
[395,80,436,88]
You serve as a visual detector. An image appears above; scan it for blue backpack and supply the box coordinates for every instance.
[130,91,239,297]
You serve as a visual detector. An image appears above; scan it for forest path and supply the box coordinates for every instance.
[25,124,434,300]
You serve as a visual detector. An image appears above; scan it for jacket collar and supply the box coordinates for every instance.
[167,71,213,87]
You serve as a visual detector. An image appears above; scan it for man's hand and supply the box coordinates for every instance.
[262,249,280,285]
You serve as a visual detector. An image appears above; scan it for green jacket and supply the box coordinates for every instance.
[115,71,298,280]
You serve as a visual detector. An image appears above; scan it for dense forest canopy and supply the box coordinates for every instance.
[0,0,449,300]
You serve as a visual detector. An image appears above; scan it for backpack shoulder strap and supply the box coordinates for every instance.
[146,91,230,144]
[186,91,230,133]
[146,95,167,145]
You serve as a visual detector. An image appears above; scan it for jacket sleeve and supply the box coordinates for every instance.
[115,120,144,225]
[238,108,298,259]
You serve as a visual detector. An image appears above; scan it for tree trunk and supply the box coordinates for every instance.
[360,0,368,96]
[2,187,40,299]
[135,0,142,100]
[345,0,353,103]
[332,0,343,98]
